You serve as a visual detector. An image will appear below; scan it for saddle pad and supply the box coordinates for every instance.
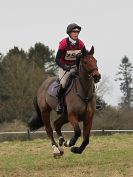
[47,80,61,98]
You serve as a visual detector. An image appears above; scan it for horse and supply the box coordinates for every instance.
[28,46,101,158]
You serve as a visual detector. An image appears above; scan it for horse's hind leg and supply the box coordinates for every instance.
[41,107,61,158]
[54,114,68,146]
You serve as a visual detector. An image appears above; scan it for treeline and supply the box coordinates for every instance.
[93,106,133,130]
[0,43,133,130]
[93,56,133,130]
[0,42,57,123]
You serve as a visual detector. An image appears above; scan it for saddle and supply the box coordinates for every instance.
[47,79,61,98]
[47,74,76,98]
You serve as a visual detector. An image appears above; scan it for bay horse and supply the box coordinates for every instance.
[28,46,101,158]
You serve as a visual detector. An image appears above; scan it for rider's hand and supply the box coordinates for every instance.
[63,64,71,71]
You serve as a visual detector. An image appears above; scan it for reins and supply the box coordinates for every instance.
[73,56,96,109]
[74,75,95,106]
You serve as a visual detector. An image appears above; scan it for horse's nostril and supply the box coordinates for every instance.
[93,75,101,83]
[99,74,101,80]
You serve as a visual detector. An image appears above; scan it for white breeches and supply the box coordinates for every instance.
[58,67,76,88]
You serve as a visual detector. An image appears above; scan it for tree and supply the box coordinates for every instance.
[28,42,57,74]
[96,76,111,99]
[0,55,45,123]
[0,53,2,60]
[0,43,58,123]
[95,75,111,107]
[6,46,27,59]
[115,56,133,109]
[0,53,4,64]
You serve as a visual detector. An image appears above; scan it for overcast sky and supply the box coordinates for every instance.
[0,0,133,105]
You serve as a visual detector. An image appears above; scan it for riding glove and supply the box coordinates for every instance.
[62,64,71,71]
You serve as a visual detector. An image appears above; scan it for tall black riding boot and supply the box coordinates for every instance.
[56,86,65,114]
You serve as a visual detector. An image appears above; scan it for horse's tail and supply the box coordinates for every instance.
[28,96,44,131]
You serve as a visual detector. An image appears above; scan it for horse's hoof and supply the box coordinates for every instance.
[52,145,62,158]
[53,153,62,159]
[71,147,82,154]
[64,140,70,147]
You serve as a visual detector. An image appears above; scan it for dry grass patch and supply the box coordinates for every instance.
[0,134,133,177]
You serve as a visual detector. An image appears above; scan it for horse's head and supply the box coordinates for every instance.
[79,46,101,83]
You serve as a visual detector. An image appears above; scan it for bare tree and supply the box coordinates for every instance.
[95,75,111,99]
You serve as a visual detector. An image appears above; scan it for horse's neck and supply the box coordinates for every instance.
[79,66,88,82]
[77,66,94,96]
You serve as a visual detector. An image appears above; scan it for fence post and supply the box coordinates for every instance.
[27,129,31,140]
[102,128,105,135]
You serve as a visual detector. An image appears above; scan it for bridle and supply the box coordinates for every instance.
[73,55,99,107]
[74,76,95,104]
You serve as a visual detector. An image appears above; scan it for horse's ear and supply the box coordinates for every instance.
[89,46,94,55]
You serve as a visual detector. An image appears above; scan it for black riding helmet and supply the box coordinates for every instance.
[66,23,81,34]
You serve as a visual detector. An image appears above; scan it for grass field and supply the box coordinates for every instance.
[0,134,133,177]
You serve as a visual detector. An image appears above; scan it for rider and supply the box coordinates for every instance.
[55,23,87,113]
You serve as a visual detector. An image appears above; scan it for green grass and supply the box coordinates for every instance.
[0,134,133,177]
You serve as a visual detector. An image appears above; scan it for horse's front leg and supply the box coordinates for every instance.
[71,116,93,154]
[64,112,81,147]
[41,109,61,158]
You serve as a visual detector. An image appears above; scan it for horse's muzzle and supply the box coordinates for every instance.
[91,69,101,83]
[93,74,101,83]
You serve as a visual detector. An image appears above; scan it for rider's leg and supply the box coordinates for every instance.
[56,68,67,113]
[56,86,65,113]
[56,68,74,113]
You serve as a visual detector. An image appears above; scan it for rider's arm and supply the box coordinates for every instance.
[55,50,71,71]
[55,49,64,68]
[55,38,67,68]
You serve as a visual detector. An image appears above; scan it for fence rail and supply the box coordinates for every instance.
[0,129,133,142]
[0,129,133,135]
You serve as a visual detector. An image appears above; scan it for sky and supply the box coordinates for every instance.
[0,0,133,106]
